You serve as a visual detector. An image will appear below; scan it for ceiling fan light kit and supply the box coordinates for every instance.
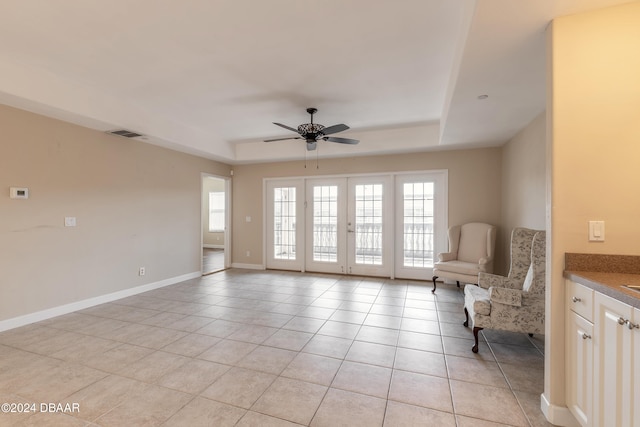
[264,107,359,151]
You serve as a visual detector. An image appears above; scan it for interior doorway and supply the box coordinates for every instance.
[202,175,230,275]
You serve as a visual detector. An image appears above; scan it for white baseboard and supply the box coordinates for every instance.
[0,271,201,333]
[540,393,579,427]
[231,263,264,270]
[203,244,224,249]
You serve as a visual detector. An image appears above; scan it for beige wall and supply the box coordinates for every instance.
[202,176,226,247]
[546,2,640,421]
[500,112,546,272]
[231,147,503,269]
[0,104,231,324]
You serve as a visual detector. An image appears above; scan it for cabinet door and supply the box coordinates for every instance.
[593,293,634,427]
[566,310,593,427]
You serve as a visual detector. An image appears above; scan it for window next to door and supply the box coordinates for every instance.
[208,191,225,232]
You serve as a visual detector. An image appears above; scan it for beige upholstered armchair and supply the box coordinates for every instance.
[431,223,497,293]
[463,228,546,353]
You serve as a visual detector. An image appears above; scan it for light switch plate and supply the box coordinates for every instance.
[64,217,77,227]
[588,221,604,242]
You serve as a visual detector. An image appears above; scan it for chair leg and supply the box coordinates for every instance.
[463,307,469,327]
[472,327,483,353]
[456,281,460,288]
[431,276,438,293]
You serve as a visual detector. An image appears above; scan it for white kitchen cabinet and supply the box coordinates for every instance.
[593,292,635,427]
[566,310,594,426]
[566,280,640,427]
[566,280,594,427]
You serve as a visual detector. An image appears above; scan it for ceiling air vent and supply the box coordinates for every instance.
[107,129,144,138]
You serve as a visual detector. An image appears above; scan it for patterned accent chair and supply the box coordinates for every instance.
[431,223,497,293]
[463,228,546,353]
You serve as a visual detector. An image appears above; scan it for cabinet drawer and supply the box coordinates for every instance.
[567,280,594,322]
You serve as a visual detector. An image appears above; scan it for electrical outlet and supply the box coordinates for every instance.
[246,251,250,257]
[139,267,146,276]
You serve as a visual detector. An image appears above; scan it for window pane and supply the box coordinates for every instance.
[208,192,225,232]
[355,183,383,265]
[313,185,338,262]
[402,182,434,267]
[274,187,297,260]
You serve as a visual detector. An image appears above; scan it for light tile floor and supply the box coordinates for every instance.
[0,269,553,426]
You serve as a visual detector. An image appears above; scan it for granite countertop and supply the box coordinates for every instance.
[564,253,640,309]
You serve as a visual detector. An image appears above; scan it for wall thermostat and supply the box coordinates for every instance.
[10,187,29,199]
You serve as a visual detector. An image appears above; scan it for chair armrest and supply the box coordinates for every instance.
[438,252,457,262]
[478,256,493,273]
[478,272,523,290]
[489,286,522,307]
[478,256,493,266]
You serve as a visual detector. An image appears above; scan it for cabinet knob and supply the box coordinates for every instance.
[582,333,592,340]
[628,322,639,330]
[618,317,628,326]
[572,297,581,303]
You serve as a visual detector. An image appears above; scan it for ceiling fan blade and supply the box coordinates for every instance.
[323,136,359,145]
[321,124,349,135]
[264,137,301,142]
[273,122,300,133]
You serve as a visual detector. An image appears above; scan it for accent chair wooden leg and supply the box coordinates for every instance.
[431,276,438,293]
[456,281,460,288]
[472,326,483,353]
[463,307,469,328]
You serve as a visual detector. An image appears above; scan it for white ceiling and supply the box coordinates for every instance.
[0,0,632,164]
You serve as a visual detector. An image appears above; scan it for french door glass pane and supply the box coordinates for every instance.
[313,185,338,262]
[274,187,296,260]
[403,182,434,267]
[355,184,383,265]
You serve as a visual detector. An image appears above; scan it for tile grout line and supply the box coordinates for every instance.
[435,285,463,427]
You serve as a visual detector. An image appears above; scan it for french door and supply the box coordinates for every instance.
[265,180,304,271]
[305,176,392,276]
[394,172,447,280]
[265,171,447,279]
